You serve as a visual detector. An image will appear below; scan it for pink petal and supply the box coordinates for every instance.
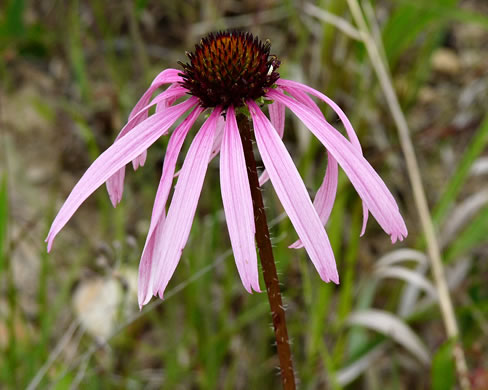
[106,85,187,206]
[269,98,286,137]
[129,71,184,170]
[136,86,180,179]
[248,100,339,284]
[268,89,407,242]
[285,85,370,234]
[155,84,179,113]
[277,79,362,150]
[209,114,225,162]
[131,151,148,171]
[258,94,286,186]
[220,106,260,293]
[150,68,183,86]
[150,107,222,299]
[290,152,338,249]
[138,105,204,307]
[172,114,225,179]
[285,87,340,248]
[46,97,198,252]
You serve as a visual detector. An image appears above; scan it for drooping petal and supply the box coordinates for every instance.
[290,152,338,249]
[138,105,204,307]
[209,114,226,162]
[248,100,339,284]
[285,85,370,234]
[313,153,339,226]
[129,70,184,171]
[46,97,198,252]
[268,89,407,242]
[155,84,179,113]
[149,107,222,300]
[258,94,286,186]
[220,106,260,293]
[277,78,362,150]
[269,98,286,138]
[134,85,179,171]
[285,86,322,117]
[173,112,225,179]
[106,85,188,206]
[284,87,341,248]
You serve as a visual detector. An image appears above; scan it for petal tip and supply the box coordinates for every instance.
[288,240,303,249]
[331,273,340,285]
[46,236,54,252]
[109,194,121,208]
[251,280,261,293]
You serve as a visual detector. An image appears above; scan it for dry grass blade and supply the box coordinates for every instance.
[373,266,437,299]
[375,248,428,268]
[398,262,429,317]
[347,309,430,364]
[336,344,387,386]
[304,3,362,41]
[190,7,289,37]
[440,188,488,248]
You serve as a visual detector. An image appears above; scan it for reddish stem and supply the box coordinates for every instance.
[237,113,296,389]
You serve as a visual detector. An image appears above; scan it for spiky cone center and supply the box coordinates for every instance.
[179,31,281,109]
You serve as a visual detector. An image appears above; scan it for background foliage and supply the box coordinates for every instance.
[1,0,487,389]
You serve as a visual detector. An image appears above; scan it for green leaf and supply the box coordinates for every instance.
[434,115,488,225]
[432,339,456,390]
[382,0,458,68]
[1,0,25,37]
[0,173,7,270]
[445,205,488,262]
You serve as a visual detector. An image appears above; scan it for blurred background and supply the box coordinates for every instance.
[1,0,487,389]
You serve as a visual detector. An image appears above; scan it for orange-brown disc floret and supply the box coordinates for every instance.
[179,31,281,108]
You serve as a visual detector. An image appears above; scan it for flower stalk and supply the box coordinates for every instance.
[237,112,296,390]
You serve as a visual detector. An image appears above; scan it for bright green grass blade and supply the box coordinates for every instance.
[0,173,7,269]
[433,115,488,225]
[332,198,361,365]
[0,0,25,37]
[67,0,90,101]
[0,173,15,388]
[445,205,488,262]
[382,0,458,68]
[432,338,456,390]
[397,0,488,29]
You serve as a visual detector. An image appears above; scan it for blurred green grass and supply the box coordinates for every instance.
[1,0,488,389]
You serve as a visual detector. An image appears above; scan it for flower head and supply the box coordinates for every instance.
[179,31,280,108]
[46,31,407,308]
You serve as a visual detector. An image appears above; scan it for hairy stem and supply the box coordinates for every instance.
[237,113,296,390]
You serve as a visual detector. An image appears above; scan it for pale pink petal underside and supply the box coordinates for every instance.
[46,97,198,252]
[259,95,286,186]
[149,108,222,300]
[209,114,226,162]
[285,84,370,235]
[284,87,340,248]
[290,152,338,249]
[138,105,204,307]
[268,89,407,242]
[173,113,225,179]
[248,100,339,284]
[277,79,362,150]
[128,71,184,171]
[220,106,260,293]
[106,84,187,206]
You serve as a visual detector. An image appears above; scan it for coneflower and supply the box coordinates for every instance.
[46,31,407,388]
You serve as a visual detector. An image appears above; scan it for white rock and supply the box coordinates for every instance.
[72,268,138,341]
